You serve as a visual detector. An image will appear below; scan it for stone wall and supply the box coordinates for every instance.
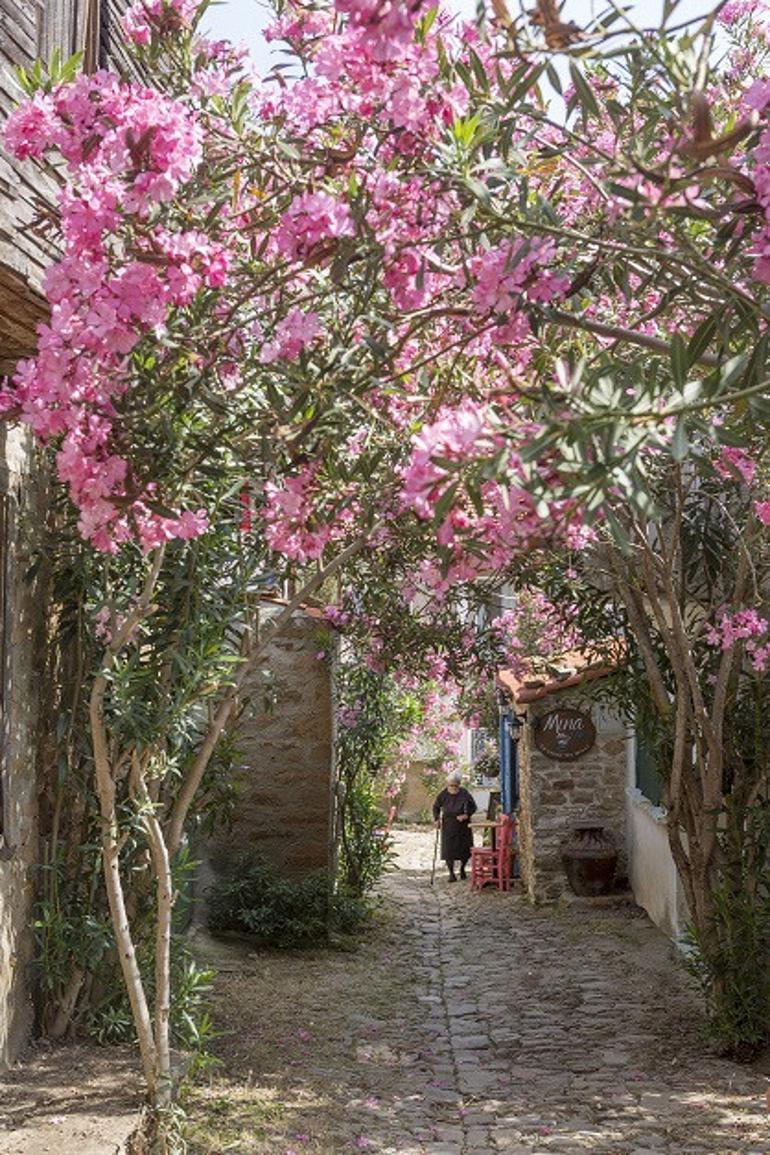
[518,693,628,903]
[397,761,435,822]
[0,428,44,1067]
[202,606,333,890]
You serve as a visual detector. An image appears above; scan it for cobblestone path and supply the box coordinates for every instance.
[187,828,769,1155]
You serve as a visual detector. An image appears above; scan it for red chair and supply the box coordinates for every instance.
[470,815,516,891]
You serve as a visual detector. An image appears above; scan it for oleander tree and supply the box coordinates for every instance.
[509,443,770,1058]
[5,0,770,1139]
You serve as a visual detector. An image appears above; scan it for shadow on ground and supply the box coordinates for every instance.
[0,1042,140,1155]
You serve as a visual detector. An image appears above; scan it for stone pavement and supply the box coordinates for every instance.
[187,826,768,1155]
[365,828,769,1155]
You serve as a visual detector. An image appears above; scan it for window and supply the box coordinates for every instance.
[635,732,664,807]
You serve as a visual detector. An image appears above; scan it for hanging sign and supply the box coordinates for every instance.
[533,707,596,761]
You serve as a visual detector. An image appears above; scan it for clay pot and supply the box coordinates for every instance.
[561,821,618,896]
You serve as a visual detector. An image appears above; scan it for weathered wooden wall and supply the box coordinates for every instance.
[0,0,131,1068]
[0,0,132,372]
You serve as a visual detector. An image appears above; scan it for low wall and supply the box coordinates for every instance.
[625,789,687,941]
[518,695,628,904]
[624,733,689,942]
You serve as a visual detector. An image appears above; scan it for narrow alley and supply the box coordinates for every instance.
[185,828,769,1155]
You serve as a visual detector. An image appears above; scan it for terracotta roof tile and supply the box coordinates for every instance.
[498,644,624,704]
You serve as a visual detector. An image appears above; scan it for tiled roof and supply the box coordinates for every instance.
[498,645,624,704]
[259,594,326,621]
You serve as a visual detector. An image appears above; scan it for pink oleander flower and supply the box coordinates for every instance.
[275,191,355,263]
[705,607,770,672]
[261,308,322,363]
[401,400,494,519]
[123,0,198,44]
[263,467,335,562]
[3,92,58,160]
[94,605,113,642]
[339,702,363,728]
[754,500,770,524]
[470,237,568,315]
[714,446,757,485]
[720,0,765,25]
[335,0,417,63]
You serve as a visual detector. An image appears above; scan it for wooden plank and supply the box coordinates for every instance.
[0,0,43,71]
[0,0,145,358]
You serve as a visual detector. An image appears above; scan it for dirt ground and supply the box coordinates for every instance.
[0,828,767,1154]
[0,1041,140,1154]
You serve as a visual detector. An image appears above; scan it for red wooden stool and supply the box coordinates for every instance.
[470,815,516,891]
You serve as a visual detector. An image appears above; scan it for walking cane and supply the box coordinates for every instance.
[430,816,441,886]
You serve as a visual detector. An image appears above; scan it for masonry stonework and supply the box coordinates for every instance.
[518,692,628,903]
[204,607,333,885]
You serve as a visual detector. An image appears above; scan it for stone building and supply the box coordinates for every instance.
[500,663,688,941]
[0,0,131,1068]
[201,602,335,890]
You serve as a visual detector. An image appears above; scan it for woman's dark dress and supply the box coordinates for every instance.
[433,787,477,864]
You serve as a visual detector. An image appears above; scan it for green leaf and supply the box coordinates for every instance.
[468,48,490,92]
[670,418,690,461]
[434,482,459,523]
[670,333,688,388]
[569,63,601,119]
[545,61,562,95]
[686,315,716,367]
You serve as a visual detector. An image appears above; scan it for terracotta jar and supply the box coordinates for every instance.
[561,821,618,896]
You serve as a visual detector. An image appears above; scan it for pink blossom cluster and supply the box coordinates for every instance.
[122,0,199,44]
[401,401,497,520]
[743,81,770,282]
[393,678,467,777]
[491,590,582,677]
[714,445,757,485]
[400,402,592,595]
[471,237,567,316]
[338,701,363,728]
[263,465,359,562]
[705,608,770,672]
[718,0,767,26]
[334,0,419,64]
[260,308,322,364]
[3,72,208,551]
[261,0,459,157]
[263,6,333,48]
[274,192,355,264]
[264,467,334,561]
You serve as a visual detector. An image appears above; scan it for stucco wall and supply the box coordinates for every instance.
[624,741,689,942]
[518,694,628,903]
[0,427,42,1068]
[202,606,333,888]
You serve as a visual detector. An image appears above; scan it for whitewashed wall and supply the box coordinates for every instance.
[625,738,689,943]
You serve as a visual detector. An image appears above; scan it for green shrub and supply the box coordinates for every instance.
[207,856,368,947]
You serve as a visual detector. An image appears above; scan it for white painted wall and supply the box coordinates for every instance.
[625,735,688,943]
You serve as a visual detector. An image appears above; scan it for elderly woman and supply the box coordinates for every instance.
[433,771,477,882]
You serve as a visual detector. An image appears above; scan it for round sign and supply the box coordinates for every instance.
[533,707,596,761]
